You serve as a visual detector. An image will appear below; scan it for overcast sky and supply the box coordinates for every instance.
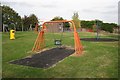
[1,0,119,24]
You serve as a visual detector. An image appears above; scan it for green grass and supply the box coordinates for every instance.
[2,31,118,78]
[0,33,2,78]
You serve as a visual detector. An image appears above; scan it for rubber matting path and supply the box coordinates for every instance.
[10,47,75,68]
[80,38,118,42]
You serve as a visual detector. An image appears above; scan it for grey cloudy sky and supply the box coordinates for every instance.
[1,0,119,24]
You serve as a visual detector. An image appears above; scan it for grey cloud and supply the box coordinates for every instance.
[91,4,117,10]
[101,10,117,14]
[100,5,118,15]
[40,0,58,8]
[1,1,57,9]
[83,8,117,15]
[1,1,34,7]
[82,9,99,13]
[82,4,117,15]
[39,4,57,8]
[105,5,117,8]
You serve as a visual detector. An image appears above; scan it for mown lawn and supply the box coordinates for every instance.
[2,31,118,78]
[0,33,2,78]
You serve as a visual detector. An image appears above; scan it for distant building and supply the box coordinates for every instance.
[46,23,64,33]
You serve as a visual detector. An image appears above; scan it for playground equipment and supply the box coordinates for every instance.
[10,29,15,40]
[95,20,102,40]
[32,20,83,56]
[34,21,44,33]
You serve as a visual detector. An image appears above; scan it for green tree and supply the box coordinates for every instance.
[81,20,95,29]
[22,14,38,31]
[101,23,116,33]
[2,5,22,31]
[51,16,70,28]
[51,16,64,21]
[72,12,81,29]
[81,19,117,33]
[29,14,38,28]
[22,15,30,31]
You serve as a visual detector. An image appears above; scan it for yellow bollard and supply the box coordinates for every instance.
[10,30,15,40]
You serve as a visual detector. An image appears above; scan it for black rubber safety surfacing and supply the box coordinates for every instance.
[80,38,118,42]
[10,47,75,68]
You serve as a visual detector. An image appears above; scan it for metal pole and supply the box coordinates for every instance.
[95,20,99,40]
[96,22,99,40]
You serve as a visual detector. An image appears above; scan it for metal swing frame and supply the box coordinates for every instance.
[32,20,83,56]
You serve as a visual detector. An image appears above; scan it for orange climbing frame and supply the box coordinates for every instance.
[32,20,83,55]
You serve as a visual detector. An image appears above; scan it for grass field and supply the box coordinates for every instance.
[0,33,2,79]
[2,31,118,78]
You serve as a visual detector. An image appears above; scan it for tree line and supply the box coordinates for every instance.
[81,20,118,33]
[2,5,38,31]
[1,5,118,33]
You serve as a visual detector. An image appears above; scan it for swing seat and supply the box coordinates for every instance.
[54,39,62,45]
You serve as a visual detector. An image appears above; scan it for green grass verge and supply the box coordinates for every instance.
[2,31,118,78]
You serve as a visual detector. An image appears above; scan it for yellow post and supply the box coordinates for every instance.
[10,30,15,40]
